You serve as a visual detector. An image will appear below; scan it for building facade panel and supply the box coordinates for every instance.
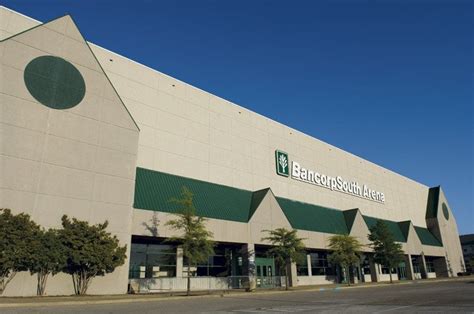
[0,6,465,296]
[1,11,139,296]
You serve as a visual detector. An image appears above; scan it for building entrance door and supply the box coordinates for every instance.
[255,257,277,288]
[397,262,407,280]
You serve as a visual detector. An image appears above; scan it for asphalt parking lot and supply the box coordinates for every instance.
[1,279,473,313]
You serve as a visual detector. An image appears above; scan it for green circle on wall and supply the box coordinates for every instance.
[442,203,449,220]
[24,56,86,109]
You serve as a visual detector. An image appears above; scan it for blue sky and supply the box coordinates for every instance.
[5,0,473,234]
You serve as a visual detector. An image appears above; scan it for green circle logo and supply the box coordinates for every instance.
[442,203,449,220]
[24,56,86,109]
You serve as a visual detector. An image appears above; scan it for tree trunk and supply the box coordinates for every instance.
[72,273,78,295]
[72,271,92,295]
[80,275,88,295]
[389,270,393,284]
[0,271,16,295]
[346,266,351,286]
[187,264,191,296]
[285,263,289,290]
[37,271,49,296]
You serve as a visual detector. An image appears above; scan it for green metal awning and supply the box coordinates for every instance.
[362,215,407,243]
[134,167,444,248]
[414,226,443,247]
[134,167,253,222]
[273,197,349,235]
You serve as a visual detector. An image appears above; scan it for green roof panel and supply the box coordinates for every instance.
[343,209,359,233]
[134,167,253,222]
[398,221,412,241]
[248,188,270,220]
[134,167,445,248]
[414,226,443,247]
[276,197,349,235]
[363,215,407,242]
[426,187,440,219]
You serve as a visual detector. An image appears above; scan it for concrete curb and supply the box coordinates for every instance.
[0,277,471,308]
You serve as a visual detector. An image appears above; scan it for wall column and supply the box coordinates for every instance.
[355,265,363,284]
[307,254,312,277]
[404,254,415,280]
[242,243,256,291]
[369,256,380,282]
[419,253,428,279]
[289,262,298,287]
[176,246,183,278]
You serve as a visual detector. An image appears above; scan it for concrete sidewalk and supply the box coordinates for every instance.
[0,277,471,308]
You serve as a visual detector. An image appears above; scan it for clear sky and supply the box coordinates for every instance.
[4,0,473,234]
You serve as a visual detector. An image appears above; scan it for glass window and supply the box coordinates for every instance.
[310,251,334,276]
[186,246,231,277]
[129,243,177,279]
[425,257,436,273]
[381,266,397,274]
[297,255,308,276]
[411,257,421,273]
[361,258,371,275]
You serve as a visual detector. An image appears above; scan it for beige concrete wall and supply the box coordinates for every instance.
[0,7,459,296]
[297,275,335,286]
[379,274,399,282]
[2,6,448,233]
[132,193,444,259]
[0,12,139,295]
[348,210,372,247]
[1,6,459,232]
[132,189,338,251]
[427,188,465,276]
[133,207,334,251]
[87,26,429,228]
[422,244,445,257]
[248,190,293,243]
[130,277,229,293]
[401,223,423,255]
[0,6,39,40]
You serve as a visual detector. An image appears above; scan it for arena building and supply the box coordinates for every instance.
[0,7,466,296]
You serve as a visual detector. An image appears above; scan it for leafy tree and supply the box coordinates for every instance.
[368,220,404,283]
[28,228,66,295]
[165,187,214,296]
[0,209,40,295]
[327,234,363,286]
[261,228,306,290]
[60,215,127,295]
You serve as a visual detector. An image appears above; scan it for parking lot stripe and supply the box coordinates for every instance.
[373,301,437,313]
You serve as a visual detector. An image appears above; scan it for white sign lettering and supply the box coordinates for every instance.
[291,161,385,203]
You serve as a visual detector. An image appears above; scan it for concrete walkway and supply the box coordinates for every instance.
[0,277,471,308]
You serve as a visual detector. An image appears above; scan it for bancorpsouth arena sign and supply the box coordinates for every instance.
[275,150,385,203]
